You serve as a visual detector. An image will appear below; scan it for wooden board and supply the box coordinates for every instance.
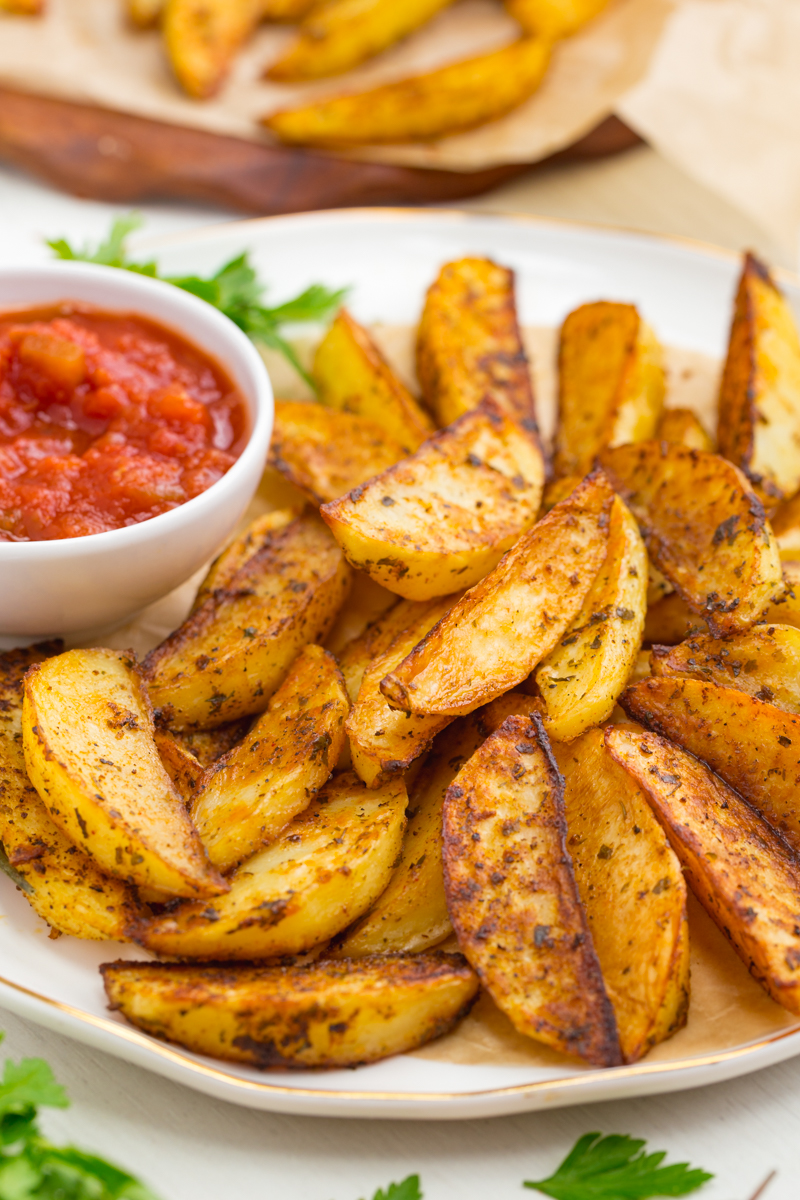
[0,86,641,214]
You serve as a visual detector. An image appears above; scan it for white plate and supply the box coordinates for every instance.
[3,209,800,1120]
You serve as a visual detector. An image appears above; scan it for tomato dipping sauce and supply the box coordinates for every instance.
[0,304,249,542]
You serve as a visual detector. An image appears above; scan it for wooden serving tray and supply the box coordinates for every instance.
[0,86,641,214]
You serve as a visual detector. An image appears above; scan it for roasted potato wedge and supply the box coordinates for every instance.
[268,401,406,504]
[651,624,800,714]
[128,0,163,26]
[506,0,608,39]
[535,495,647,741]
[101,952,478,1068]
[154,731,205,806]
[600,442,782,636]
[444,715,621,1066]
[192,508,301,612]
[338,597,422,705]
[168,720,251,769]
[621,676,800,854]
[0,644,140,940]
[23,649,225,899]
[540,474,580,515]
[264,37,551,146]
[133,772,406,959]
[163,0,262,98]
[416,257,539,432]
[145,511,351,729]
[261,0,318,18]
[191,645,349,872]
[770,492,800,560]
[554,303,665,479]
[268,0,455,81]
[607,726,800,1017]
[380,468,614,717]
[313,310,433,455]
[552,728,689,1063]
[347,594,460,786]
[321,399,545,600]
[767,560,800,628]
[717,253,800,502]
[0,0,42,11]
[657,407,713,452]
[643,591,706,646]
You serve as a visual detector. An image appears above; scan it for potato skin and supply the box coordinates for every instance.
[321,399,545,600]
[506,0,609,39]
[163,0,262,98]
[101,952,479,1068]
[443,714,622,1066]
[607,726,800,1017]
[154,730,205,806]
[192,509,300,613]
[657,407,713,452]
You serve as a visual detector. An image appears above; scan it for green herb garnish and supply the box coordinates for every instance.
[365,1177,422,1200]
[524,1133,713,1200]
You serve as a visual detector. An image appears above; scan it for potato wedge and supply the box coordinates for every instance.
[192,508,301,612]
[313,310,433,455]
[191,646,348,872]
[767,560,800,629]
[163,0,262,98]
[264,37,551,146]
[535,495,647,741]
[506,0,608,39]
[145,511,351,729]
[642,592,705,646]
[770,492,800,561]
[380,468,614,717]
[168,720,251,768]
[0,644,140,940]
[261,0,318,18]
[621,676,800,854]
[154,731,205,806]
[338,597,422,705]
[554,303,665,479]
[717,253,800,502]
[607,726,800,1016]
[23,649,225,899]
[0,0,42,11]
[416,257,539,433]
[321,399,545,600]
[540,474,579,515]
[101,951,478,1068]
[268,0,455,81]
[657,407,713,452]
[551,728,689,1063]
[600,441,782,636]
[269,401,406,504]
[128,0,163,26]
[133,772,406,959]
[651,624,800,715]
[444,714,621,1066]
[347,593,460,786]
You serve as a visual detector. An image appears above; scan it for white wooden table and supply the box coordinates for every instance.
[0,147,797,1200]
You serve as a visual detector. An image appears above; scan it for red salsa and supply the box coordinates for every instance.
[0,304,249,541]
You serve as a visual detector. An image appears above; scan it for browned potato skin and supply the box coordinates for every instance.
[607,726,800,1017]
[600,441,782,637]
[168,720,251,768]
[552,728,689,1063]
[416,257,539,434]
[192,509,300,613]
[191,645,349,872]
[443,714,622,1066]
[145,512,351,729]
[163,0,262,98]
[101,952,479,1068]
[620,676,800,855]
[0,644,140,941]
[657,407,713,452]
[380,468,614,717]
[268,401,406,504]
[154,731,205,806]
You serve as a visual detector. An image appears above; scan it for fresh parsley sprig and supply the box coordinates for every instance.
[48,214,347,388]
[525,1133,713,1200]
[363,1177,422,1200]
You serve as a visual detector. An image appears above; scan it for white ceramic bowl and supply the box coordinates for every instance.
[0,263,273,640]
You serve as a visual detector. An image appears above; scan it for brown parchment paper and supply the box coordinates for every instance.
[85,323,800,1071]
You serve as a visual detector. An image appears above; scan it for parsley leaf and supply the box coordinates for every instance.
[366,1176,422,1200]
[525,1133,713,1199]
[47,215,347,388]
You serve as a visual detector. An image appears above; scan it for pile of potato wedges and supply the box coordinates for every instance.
[4,247,800,1074]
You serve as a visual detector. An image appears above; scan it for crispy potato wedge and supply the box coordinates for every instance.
[0,0,42,11]
[23,649,225,899]
[651,624,800,715]
[168,720,251,768]
[268,0,455,81]
[269,401,406,504]
[314,310,433,455]
[191,645,348,872]
[321,399,545,600]
[600,441,782,636]
[506,0,608,39]
[535,495,647,741]
[192,508,300,612]
[145,511,351,729]
[380,468,614,717]
[554,303,665,479]
[718,253,800,502]
[154,731,205,806]
[264,37,551,146]
[101,952,478,1068]
[133,772,406,959]
[540,474,579,515]
[347,594,460,786]
[338,597,422,705]
[552,728,689,1062]
[128,0,163,26]
[621,676,800,854]
[261,0,318,18]
[0,644,140,940]
[643,591,706,646]
[767,560,800,629]
[416,257,539,432]
[444,715,622,1066]
[657,407,713,452]
[163,0,262,98]
[607,726,800,1016]
[770,492,800,560]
